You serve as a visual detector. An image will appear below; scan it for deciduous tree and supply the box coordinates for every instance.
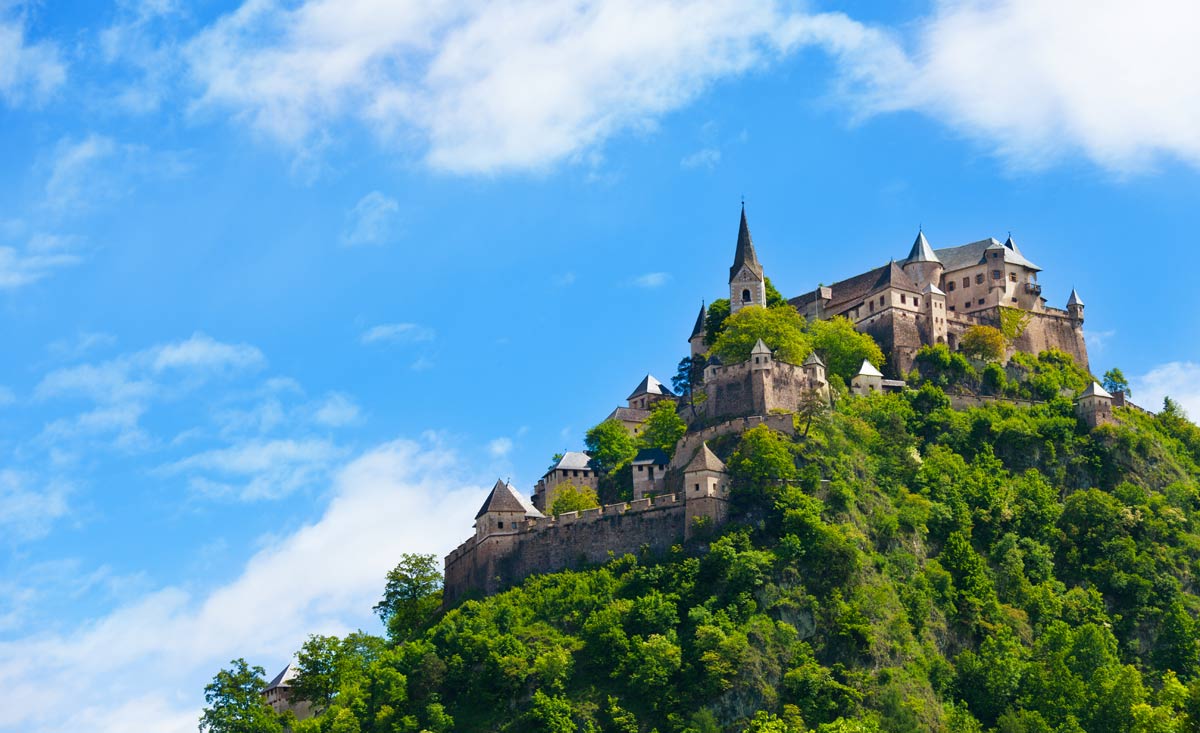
[375,553,443,641]
[712,305,810,365]
[199,659,282,733]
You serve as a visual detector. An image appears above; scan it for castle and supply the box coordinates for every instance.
[443,208,1102,605]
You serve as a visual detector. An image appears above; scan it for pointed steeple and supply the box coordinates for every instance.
[475,479,539,519]
[905,229,940,264]
[690,302,706,340]
[1067,288,1084,307]
[729,205,764,280]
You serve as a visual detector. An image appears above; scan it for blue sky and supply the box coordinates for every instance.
[1,0,1199,730]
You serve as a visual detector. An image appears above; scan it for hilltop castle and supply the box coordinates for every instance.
[443,209,1098,604]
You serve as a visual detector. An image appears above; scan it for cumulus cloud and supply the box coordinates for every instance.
[184,0,889,173]
[488,436,513,458]
[1133,361,1200,419]
[163,438,343,500]
[341,191,400,246]
[0,16,66,105]
[0,439,486,733]
[360,322,435,345]
[312,392,361,427]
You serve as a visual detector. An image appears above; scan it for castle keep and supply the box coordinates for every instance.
[443,209,1098,604]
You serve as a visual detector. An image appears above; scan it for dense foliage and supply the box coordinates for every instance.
[551,482,602,516]
[209,369,1200,733]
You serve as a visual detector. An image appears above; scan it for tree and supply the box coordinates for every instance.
[199,658,283,733]
[727,424,798,498]
[797,388,829,438]
[585,419,638,474]
[1103,368,1131,397]
[807,316,885,383]
[673,355,707,412]
[704,299,731,346]
[712,305,811,364]
[765,277,787,308]
[960,325,1006,362]
[291,635,343,711]
[550,482,600,515]
[639,400,687,456]
[374,553,443,641]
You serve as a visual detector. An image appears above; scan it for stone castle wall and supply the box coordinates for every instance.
[444,494,695,605]
[670,413,795,472]
[942,306,1088,372]
[697,360,811,424]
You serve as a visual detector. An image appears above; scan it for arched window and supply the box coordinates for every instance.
[741,288,751,302]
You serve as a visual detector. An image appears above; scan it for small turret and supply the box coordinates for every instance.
[1076,381,1113,429]
[475,479,542,539]
[729,205,767,313]
[689,302,706,358]
[1067,288,1084,322]
[802,351,827,386]
[901,229,943,290]
[750,338,772,371]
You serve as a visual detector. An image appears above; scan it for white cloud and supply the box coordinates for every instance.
[0,235,83,290]
[163,438,343,500]
[553,271,576,287]
[488,437,513,458]
[680,147,720,169]
[845,0,1200,172]
[341,191,400,246]
[631,272,670,288]
[43,134,192,212]
[312,392,361,427]
[0,439,485,733]
[151,332,264,372]
[360,322,435,345]
[0,470,72,542]
[47,331,118,361]
[1132,361,1200,419]
[184,0,874,173]
[0,17,66,105]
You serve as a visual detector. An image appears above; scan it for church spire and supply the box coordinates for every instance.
[729,205,764,281]
[690,301,706,340]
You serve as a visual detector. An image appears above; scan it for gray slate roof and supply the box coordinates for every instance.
[684,443,726,473]
[751,338,771,355]
[550,451,594,471]
[266,664,297,691]
[606,406,651,424]
[872,261,921,294]
[904,231,940,263]
[855,359,884,378]
[690,302,706,340]
[729,207,764,280]
[476,479,543,519]
[1080,382,1112,399]
[804,351,826,367]
[627,374,674,401]
[1067,288,1084,307]
[934,237,1041,272]
[633,447,670,465]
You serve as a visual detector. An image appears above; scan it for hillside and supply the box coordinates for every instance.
[204,367,1200,733]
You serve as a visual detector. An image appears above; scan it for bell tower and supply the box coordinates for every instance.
[729,205,766,314]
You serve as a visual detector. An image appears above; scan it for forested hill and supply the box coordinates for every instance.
[204,373,1200,733]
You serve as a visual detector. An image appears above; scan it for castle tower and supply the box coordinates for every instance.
[750,338,772,371]
[802,351,827,387]
[1067,288,1085,323]
[1076,381,1113,429]
[729,206,766,314]
[901,230,943,291]
[683,442,729,539]
[923,282,948,345]
[689,302,707,358]
[475,479,542,540]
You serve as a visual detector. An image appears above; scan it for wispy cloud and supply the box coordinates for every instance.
[163,438,343,500]
[0,439,484,733]
[43,134,192,212]
[341,191,400,246]
[0,470,72,542]
[0,234,83,290]
[312,392,361,427]
[360,322,435,345]
[0,16,66,105]
[1132,361,1200,418]
[487,437,513,458]
[680,147,720,170]
[630,272,670,288]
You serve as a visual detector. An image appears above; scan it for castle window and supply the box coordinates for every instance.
[638,465,644,472]
[914,297,920,307]
[975,274,984,284]
[1009,272,1018,282]
[992,252,1000,259]
[963,277,970,288]
[949,305,956,311]
[992,270,1002,280]
[498,521,504,528]
[900,294,906,304]
[879,295,885,306]
[977,298,985,305]
[694,484,700,492]
[947,281,956,291]
[742,288,751,302]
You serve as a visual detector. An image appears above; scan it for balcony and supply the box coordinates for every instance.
[1024,282,1043,295]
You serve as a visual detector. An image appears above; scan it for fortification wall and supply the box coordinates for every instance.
[1011,311,1089,372]
[670,413,794,472]
[698,361,811,424]
[444,494,691,604]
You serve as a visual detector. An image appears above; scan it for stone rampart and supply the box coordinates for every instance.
[444,492,695,604]
[670,413,794,472]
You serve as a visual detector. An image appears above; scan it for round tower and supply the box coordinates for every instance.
[901,230,943,290]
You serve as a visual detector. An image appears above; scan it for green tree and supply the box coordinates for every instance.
[292,635,343,711]
[728,424,797,498]
[673,355,707,412]
[585,419,638,474]
[712,305,811,364]
[765,277,787,308]
[640,400,687,456]
[375,553,443,641]
[199,659,283,733]
[797,388,828,438]
[550,482,601,515]
[1103,368,1131,397]
[960,325,1006,362]
[704,298,731,346]
[807,316,884,383]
